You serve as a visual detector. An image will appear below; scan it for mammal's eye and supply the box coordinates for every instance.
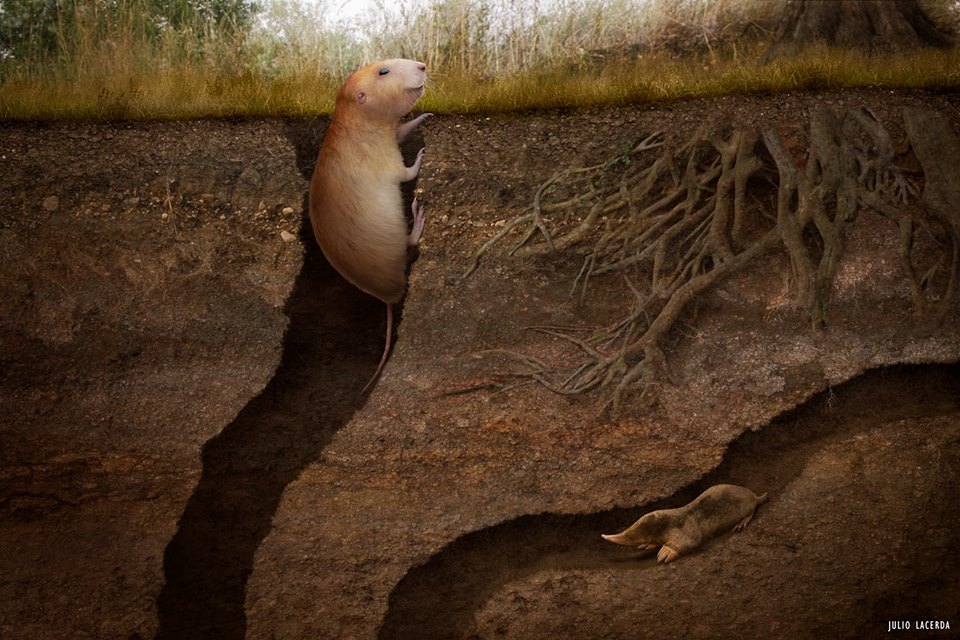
[378,68,390,76]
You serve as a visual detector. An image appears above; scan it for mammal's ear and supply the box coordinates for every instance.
[356,91,366,104]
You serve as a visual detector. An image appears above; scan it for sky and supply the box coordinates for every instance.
[328,0,376,22]
[293,0,403,32]
[321,0,397,26]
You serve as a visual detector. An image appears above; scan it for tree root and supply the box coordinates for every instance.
[465,106,958,412]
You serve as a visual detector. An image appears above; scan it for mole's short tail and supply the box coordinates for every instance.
[756,492,769,505]
[361,302,393,395]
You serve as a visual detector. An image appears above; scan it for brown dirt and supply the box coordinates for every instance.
[1,88,959,640]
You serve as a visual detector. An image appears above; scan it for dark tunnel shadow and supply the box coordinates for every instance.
[155,205,382,638]
[155,115,428,638]
[378,364,960,639]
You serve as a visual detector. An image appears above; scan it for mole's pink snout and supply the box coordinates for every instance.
[417,63,426,72]
[601,533,630,545]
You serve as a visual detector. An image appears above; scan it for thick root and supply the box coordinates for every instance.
[466,107,955,411]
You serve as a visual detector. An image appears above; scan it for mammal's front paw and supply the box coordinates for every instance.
[657,545,678,564]
[412,147,426,175]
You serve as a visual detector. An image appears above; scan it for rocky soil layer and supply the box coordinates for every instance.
[1,88,959,639]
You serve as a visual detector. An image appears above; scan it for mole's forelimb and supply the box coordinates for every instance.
[399,112,430,181]
[310,58,431,394]
[403,147,426,182]
[602,484,768,564]
[397,112,433,142]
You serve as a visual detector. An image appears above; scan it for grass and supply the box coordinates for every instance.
[1,0,959,120]
[419,46,960,114]
[0,69,338,120]
[4,45,960,120]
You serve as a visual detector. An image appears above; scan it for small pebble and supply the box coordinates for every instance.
[280,230,296,243]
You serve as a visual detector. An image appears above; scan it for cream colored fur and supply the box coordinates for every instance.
[309,58,427,304]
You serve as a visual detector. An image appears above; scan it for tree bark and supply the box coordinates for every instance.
[760,0,953,64]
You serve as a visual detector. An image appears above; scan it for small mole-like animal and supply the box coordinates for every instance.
[602,484,768,564]
[309,58,432,392]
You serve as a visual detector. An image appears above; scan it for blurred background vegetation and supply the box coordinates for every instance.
[1,0,958,119]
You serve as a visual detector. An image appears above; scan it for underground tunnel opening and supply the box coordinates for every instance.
[154,217,388,639]
[378,362,960,640]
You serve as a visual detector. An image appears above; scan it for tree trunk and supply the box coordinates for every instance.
[760,0,953,64]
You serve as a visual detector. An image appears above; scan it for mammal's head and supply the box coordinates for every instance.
[602,511,671,548]
[336,58,427,122]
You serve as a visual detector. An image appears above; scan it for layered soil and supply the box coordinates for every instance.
[1,88,959,639]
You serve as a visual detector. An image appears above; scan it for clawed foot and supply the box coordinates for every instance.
[403,147,425,182]
[408,197,425,246]
[657,545,679,564]
[734,514,753,532]
[410,112,433,129]
[397,112,433,142]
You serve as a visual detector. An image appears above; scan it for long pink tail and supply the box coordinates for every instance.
[361,302,393,394]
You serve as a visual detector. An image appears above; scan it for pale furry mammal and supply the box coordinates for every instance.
[602,484,768,563]
[309,58,431,392]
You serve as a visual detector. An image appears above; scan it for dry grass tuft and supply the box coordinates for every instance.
[1,0,958,120]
